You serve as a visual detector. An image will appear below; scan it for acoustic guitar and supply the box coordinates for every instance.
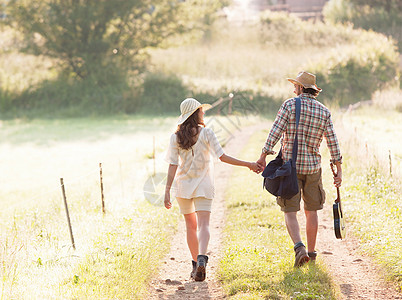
[330,163,346,239]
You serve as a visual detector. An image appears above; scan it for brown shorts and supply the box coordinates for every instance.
[276,169,326,213]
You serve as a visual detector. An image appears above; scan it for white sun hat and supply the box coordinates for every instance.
[177,98,212,125]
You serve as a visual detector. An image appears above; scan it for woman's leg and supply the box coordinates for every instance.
[196,211,211,255]
[183,212,198,261]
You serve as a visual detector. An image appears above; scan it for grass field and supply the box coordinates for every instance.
[333,91,402,287]
[0,116,181,299]
[0,114,259,299]
[149,22,336,100]
[1,100,401,298]
[1,8,402,297]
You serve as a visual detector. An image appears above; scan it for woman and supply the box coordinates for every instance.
[164,98,261,282]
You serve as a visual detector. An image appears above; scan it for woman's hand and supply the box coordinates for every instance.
[248,162,263,174]
[164,190,172,209]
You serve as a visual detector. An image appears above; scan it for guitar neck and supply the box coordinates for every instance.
[336,187,341,204]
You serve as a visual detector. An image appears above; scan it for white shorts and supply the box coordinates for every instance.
[176,197,212,214]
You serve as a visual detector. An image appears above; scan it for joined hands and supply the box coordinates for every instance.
[248,162,264,174]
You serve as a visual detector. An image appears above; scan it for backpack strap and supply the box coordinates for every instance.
[291,97,301,164]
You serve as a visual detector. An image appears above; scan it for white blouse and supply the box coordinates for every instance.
[166,127,224,199]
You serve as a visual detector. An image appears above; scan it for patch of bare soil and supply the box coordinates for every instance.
[147,123,402,300]
[314,207,402,299]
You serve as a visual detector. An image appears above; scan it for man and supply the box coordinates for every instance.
[257,71,342,267]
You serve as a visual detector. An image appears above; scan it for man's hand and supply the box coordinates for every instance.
[333,171,342,188]
[257,154,267,170]
[248,162,263,174]
[332,162,342,188]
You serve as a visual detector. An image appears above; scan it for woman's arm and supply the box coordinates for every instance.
[219,154,262,173]
[164,164,178,209]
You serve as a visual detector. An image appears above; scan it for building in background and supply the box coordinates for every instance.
[225,0,330,22]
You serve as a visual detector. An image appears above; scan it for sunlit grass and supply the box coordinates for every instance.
[0,114,260,298]
[219,129,337,299]
[0,52,57,95]
[149,21,337,98]
[331,99,402,289]
[0,116,179,299]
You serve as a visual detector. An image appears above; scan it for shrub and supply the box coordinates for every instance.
[6,73,140,118]
[259,11,359,48]
[139,73,191,114]
[323,0,402,50]
[307,32,399,105]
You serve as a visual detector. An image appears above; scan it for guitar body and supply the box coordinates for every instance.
[330,163,346,239]
[333,201,346,239]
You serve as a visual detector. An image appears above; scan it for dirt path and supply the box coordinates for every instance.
[314,209,402,299]
[147,124,402,299]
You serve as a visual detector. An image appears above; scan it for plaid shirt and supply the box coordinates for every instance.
[264,93,342,174]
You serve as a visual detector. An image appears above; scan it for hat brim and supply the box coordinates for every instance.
[177,103,212,125]
[287,78,322,92]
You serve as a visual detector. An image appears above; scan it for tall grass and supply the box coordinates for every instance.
[332,93,402,288]
[149,19,337,98]
[0,116,179,299]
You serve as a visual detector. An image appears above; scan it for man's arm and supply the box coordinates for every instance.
[258,101,291,168]
[324,115,342,187]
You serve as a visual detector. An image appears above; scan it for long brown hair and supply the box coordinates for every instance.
[176,108,205,150]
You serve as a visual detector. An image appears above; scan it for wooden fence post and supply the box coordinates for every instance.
[228,93,233,115]
[99,163,105,214]
[153,136,156,176]
[389,150,392,177]
[60,178,76,250]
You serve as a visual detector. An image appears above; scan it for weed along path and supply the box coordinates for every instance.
[314,208,402,299]
[147,124,264,299]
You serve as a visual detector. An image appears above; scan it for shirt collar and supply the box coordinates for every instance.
[299,93,316,100]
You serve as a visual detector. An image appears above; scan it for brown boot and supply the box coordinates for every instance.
[194,255,208,281]
[308,251,317,263]
[294,245,309,267]
[190,260,197,279]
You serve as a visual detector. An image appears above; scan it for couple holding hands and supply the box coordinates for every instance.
[164,71,342,281]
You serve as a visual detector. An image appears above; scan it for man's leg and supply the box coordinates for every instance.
[284,212,302,244]
[305,210,318,253]
[285,211,309,267]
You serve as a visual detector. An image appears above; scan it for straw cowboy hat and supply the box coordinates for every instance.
[177,98,212,125]
[287,71,322,92]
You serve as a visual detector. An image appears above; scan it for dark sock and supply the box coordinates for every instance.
[294,241,305,251]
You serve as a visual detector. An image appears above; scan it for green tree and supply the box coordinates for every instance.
[349,0,401,14]
[5,0,225,80]
[324,0,402,50]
